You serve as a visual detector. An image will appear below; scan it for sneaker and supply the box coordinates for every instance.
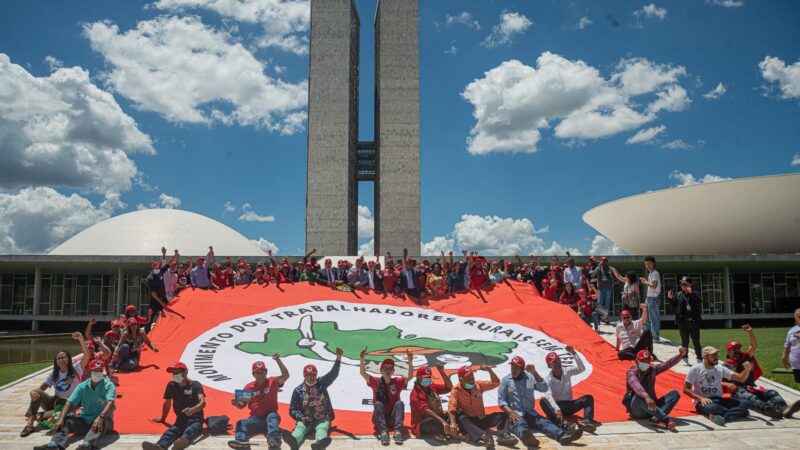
[393,432,405,444]
[558,426,583,444]
[648,418,668,429]
[174,437,190,450]
[495,432,518,447]
[142,443,164,450]
[76,444,92,450]
[763,404,784,420]
[380,432,391,446]
[666,421,677,431]
[784,400,800,419]
[228,440,251,449]
[480,434,495,449]
[281,429,300,450]
[267,438,280,449]
[682,357,690,366]
[579,419,597,433]
[311,437,332,450]
[708,414,726,426]
[520,429,539,447]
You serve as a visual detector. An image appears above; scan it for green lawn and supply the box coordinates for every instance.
[660,327,799,391]
[0,362,50,387]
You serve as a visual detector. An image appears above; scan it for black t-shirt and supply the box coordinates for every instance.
[146,266,168,300]
[725,354,756,387]
[164,380,205,421]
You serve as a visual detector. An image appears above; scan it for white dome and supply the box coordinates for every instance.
[49,209,267,256]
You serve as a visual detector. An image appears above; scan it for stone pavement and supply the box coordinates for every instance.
[1,325,799,450]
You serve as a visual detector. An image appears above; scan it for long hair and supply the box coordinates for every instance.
[625,271,637,284]
[51,351,76,384]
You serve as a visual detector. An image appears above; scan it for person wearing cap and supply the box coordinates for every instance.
[409,363,459,441]
[283,348,344,450]
[34,359,116,450]
[364,259,384,292]
[161,248,181,300]
[668,276,703,364]
[782,308,800,384]
[114,317,159,372]
[142,362,206,450]
[591,257,614,324]
[228,354,290,449]
[615,304,655,361]
[382,254,400,295]
[498,356,581,447]
[146,258,186,334]
[540,346,598,432]
[189,246,215,289]
[400,248,424,301]
[577,288,600,331]
[625,347,687,430]
[723,325,799,419]
[360,347,414,444]
[639,257,662,342]
[316,259,339,287]
[683,346,753,425]
[468,254,489,290]
[448,364,517,449]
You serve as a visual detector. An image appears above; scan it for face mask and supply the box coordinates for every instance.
[420,378,432,387]
[153,269,160,275]
[637,362,650,372]
[91,372,104,382]
[463,383,475,390]
[172,373,185,383]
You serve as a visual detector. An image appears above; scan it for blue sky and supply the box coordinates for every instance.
[1,0,799,256]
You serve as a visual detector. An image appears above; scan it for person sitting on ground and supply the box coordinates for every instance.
[540,347,598,432]
[189,246,214,289]
[558,282,580,311]
[782,308,800,384]
[33,359,116,450]
[499,356,581,448]
[228,355,290,449]
[615,305,656,361]
[625,348,686,430]
[409,363,461,442]
[360,348,413,444]
[114,317,159,372]
[20,337,87,438]
[122,304,147,325]
[449,364,517,449]
[577,289,600,331]
[282,348,343,450]
[142,362,206,450]
[683,346,753,426]
[723,325,800,419]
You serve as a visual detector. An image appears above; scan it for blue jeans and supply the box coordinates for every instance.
[644,296,661,340]
[115,343,139,371]
[372,401,404,433]
[235,412,281,443]
[598,288,612,315]
[629,390,680,423]
[581,312,599,330]
[158,418,203,448]
[509,411,564,441]
[695,397,751,421]
[47,415,113,449]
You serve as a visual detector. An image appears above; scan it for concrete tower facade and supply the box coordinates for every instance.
[306,0,420,256]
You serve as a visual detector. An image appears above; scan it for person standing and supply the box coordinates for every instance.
[142,362,206,450]
[591,257,614,323]
[782,309,800,384]
[540,347,598,432]
[562,258,583,291]
[189,247,214,289]
[668,277,703,364]
[683,347,752,426]
[228,356,290,449]
[639,257,661,342]
[625,348,686,430]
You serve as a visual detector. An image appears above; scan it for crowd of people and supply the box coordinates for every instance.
[16,246,800,450]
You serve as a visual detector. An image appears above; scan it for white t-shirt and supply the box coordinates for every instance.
[646,270,661,297]
[43,362,84,399]
[785,325,800,369]
[616,318,644,349]
[685,363,734,403]
[546,365,580,403]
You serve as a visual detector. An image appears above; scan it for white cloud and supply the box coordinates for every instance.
[0,187,121,253]
[634,4,668,21]
[421,236,455,256]
[589,235,625,256]
[0,53,153,195]
[626,125,666,145]
[759,56,800,101]
[84,16,307,133]
[358,238,374,257]
[669,170,732,187]
[444,44,458,55]
[43,55,63,71]
[153,0,310,54]
[577,16,592,30]
[136,192,182,210]
[482,12,532,48]
[238,203,275,222]
[223,201,236,213]
[661,139,693,150]
[707,0,744,7]
[703,82,727,100]
[446,11,480,30]
[791,153,800,166]
[357,205,374,239]
[251,237,279,255]
[461,52,689,154]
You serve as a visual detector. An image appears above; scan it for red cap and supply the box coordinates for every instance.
[110,320,120,328]
[386,259,393,264]
[726,341,742,351]
[126,317,139,326]
[85,340,95,351]
[151,261,160,269]
[589,256,596,261]
[304,364,318,375]
[510,356,525,367]
[601,256,608,262]
[545,352,560,366]
[620,310,631,318]
[238,262,246,268]
[214,263,222,270]
[636,350,652,362]
[125,305,137,313]
[196,255,205,261]
[252,361,267,372]
[380,358,394,369]
[88,359,105,371]
[325,258,332,264]
[458,366,473,378]
[104,331,117,338]
[167,361,188,373]
[416,366,432,378]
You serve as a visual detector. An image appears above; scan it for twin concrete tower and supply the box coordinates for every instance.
[305,0,420,256]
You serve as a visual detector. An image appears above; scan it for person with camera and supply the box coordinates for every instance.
[668,276,703,364]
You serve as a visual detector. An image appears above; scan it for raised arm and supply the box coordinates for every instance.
[403,248,410,266]
[71,332,90,369]
[483,364,499,383]
[303,248,316,263]
[729,361,753,383]
[85,317,97,341]
[273,354,290,385]
[565,345,585,374]
[359,346,371,384]
[742,324,757,356]
[610,267,627,283]
[405,349,414,383]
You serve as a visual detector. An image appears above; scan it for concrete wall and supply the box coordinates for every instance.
[374,0,421,256]
[306,0,360,255]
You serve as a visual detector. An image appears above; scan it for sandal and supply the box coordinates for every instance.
[20,425,36,437]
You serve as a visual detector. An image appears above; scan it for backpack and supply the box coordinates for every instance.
[205,415,231,435]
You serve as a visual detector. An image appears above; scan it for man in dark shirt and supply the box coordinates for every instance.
[668,277,703,363]
[142,362,206,450]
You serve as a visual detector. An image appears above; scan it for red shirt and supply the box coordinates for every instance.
[382,269,399,292]
[212,273,229,288]
[559,291,580,309]
[542,284,558,301]
[245,376,281,417]
[410,382,449,437]
[578,298,595,316]
[368,375,407,412]
[469,267,488,289]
